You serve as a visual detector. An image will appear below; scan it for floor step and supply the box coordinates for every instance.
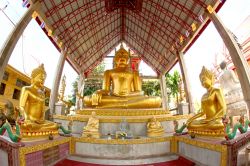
[65,154,179,165]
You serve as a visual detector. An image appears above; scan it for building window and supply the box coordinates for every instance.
[12,89,21,100]
[3,72,9,81]
[16,78,29,87]
[0,83,6,95]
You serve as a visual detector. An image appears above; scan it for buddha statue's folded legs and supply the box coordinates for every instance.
[21,120,59,131]
[84,95,162,108]
[187,119,224,130]
[187,118,225,136]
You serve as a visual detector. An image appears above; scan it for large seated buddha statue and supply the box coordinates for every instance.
[84,45,161,109]
[186,66,226,136]
[19,64,58,139]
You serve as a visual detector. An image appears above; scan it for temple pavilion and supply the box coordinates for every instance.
[1,0,250,166]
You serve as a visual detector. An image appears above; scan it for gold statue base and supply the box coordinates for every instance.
[82,131,100,139]
[21,130,59,141]
[76,108,169,116]
[188,129,225,137]
[147,131,165,137]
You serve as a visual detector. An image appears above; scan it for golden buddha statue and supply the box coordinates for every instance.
[58,75,66,102]
[186,66,226,136]
[147,116,164,137]
[19,64,58,139]
[84,45,161,108]
[82,111,100,138]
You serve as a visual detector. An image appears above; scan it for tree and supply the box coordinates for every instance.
[84,62,105,96]
[64,78,78,107]
[84,80,102,96]
[165,71,180,107]
[142,80,161,96]
[91,62,105,75]
[67,62,106,106]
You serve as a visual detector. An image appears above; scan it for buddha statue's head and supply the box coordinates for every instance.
[219,61,227,70]
[199,66,214,89]
[31,64,47,87]
[91,111,96,117]
[149,116,157,122]
[114,44,130,68]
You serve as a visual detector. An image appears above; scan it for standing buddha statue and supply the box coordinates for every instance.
[84,45,161,108]
[58,75,66,102]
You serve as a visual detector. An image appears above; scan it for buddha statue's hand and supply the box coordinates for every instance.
[129,91,144,96]
[92,90,109,105]
[22,120,33,128]
[35,119,45,124]
[92,93,102,105]
[201,119,211,124]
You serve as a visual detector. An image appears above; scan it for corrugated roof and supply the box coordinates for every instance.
[31,0,225,76]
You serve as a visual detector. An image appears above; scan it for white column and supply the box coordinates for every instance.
[76,74,85,110]
[0,3,38,82]
[177,51,194,113]
[159,74,168,111]
[208,11,250,112]
[49,49,67,115]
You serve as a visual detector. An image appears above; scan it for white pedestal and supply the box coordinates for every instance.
[178,103,189,115]
[0,149,8,166]
[55,102,66,115]
[75,140,170,159]
[179,142,221,166]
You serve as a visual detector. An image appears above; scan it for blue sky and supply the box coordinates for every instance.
[0,0,250,101]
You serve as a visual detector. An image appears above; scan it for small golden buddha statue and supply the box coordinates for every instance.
[19,64,58,139]
[84,45,161,108]
[147,116,164,137]
[186,66,226,136]
[82,111,100,138]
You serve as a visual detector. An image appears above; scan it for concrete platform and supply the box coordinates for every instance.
[173,134,227,166]
[73,136,172,159]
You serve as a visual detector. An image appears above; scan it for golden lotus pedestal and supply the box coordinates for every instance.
[187,129,225,137]
[75,108,169,116]
[21,129,59,141]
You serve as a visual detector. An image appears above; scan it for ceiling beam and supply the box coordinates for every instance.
[121,8,125,41]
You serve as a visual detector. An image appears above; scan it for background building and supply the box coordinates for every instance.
[0,64,51,109]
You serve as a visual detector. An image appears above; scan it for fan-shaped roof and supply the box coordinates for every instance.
[32,0,225,76]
